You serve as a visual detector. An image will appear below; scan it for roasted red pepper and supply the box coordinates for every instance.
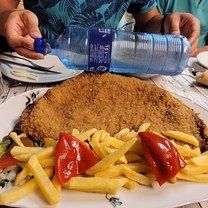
[138,132,186,186]
[55,133,100,185]
[0,143,19,169]
[0,137,34,169]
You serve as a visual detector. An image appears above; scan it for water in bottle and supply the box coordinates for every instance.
[34,26,190,76]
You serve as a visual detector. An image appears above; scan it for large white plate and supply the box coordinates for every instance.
[0,88,208,208]
[0,52,83,83]
[197,51,208,69]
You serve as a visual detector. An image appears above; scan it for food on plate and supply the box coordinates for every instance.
[1,127,208,206]
[11,69,38,80]
[55,133,100,185]
[0,140,11,159]
[0,136,34,169]
[139,132,186,186]
[20,73,208,152]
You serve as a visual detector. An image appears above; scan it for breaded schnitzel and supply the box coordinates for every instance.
[20,73,208,152]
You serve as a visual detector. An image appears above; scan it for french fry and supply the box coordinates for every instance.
[169,176,177,184]
[170,141,201,158]
[113,128,130,140]
[177,172,208,183]
[32,146,55,161]
[202,150,208,155]
[52,175,61,193]
[138,123,151,132]
[190,155,208,166]
[44,137,57,147]
[95,165,124,178]
[27,155,61,205]
[120,130,138,142]
[99,130,110,142]
[123,163,151,173]
[100,144,127,164]
[11,146,44,156]
[89,130,107,159]
[129,140,143,154]
[15,147,55,185]
[14,153,33,162]
[163,131,199,147]
[145,172,156,184]
[15,165,30,186]
[0,178,38,205]
[95,162,151,178]
[123,179,139,190]
[64,177,128,194]
[76,128,97,142]
[0,167,53,205]
[124,152,141,163]
[13,146,55,162]
[9,132,26,147]
[105,136,124,148]
[71,128,80,136]
[39,156,55,167]
[122,166,152,186]
[86,138,137,176]
[181,164,208,176]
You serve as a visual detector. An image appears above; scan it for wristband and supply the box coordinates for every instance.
[160,13,171,35]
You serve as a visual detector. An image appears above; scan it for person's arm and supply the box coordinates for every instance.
[132,8,200,57]
[0,0,43,59]
[132,7,163,34]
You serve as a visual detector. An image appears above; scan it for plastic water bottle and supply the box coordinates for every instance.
[34,26,190,76]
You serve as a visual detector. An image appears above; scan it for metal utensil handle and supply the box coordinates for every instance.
[0,58,61,74]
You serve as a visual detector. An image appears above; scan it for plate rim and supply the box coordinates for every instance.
[0,53,83,84]
[197,51,208,69]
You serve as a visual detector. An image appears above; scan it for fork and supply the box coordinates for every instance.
[0,52,55,69]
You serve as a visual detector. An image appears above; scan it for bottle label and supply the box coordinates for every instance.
[88,28,112,72]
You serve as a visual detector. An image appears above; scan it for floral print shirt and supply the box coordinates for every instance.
[23,0,156,38]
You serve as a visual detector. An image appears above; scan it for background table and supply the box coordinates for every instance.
[0,70,208,208]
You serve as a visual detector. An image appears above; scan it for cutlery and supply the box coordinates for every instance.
[9,81,22,87]
[0,58,62,74]
[0,52,55,70]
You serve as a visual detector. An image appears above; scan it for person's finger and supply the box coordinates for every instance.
[187,18,200,46]
[14,46,44,59]
[190,39,199,57]
[164,13,180,35]
[7,34,34,49]
[9,35,44,59]
[20,10,42,39]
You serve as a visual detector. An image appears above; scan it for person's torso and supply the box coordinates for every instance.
[23,0,155,38]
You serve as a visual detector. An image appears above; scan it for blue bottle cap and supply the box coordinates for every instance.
[34,38,46,54]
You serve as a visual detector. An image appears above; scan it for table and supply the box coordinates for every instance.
[0,70,208,208]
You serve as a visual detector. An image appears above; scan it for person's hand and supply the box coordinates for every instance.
[163,12,200,57]
[4,9,44,59]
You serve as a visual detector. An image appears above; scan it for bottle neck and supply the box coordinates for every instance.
[34,38,57,54]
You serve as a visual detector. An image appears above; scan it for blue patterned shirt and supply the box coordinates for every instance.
[23,0,156,38]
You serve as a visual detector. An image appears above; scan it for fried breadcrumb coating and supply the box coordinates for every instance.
[20,73,208,152]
